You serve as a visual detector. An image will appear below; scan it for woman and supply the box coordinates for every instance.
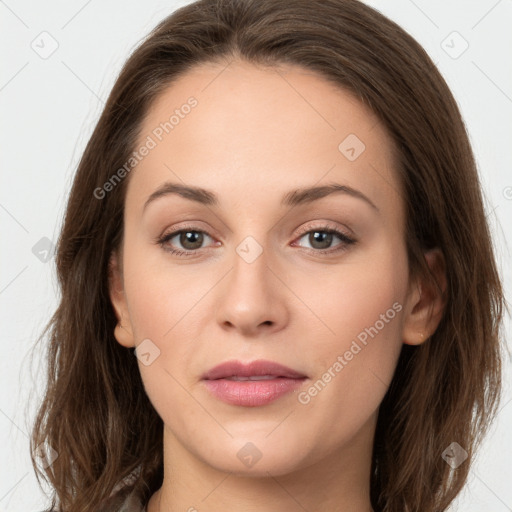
[30,0,505,511]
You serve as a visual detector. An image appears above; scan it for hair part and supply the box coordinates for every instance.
[29,0,505,510]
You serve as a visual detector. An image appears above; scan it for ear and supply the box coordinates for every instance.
[108,251,136,348]
[402,248,447,345]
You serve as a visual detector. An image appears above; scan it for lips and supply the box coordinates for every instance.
[202,359,308,407]
[202,359,307,381]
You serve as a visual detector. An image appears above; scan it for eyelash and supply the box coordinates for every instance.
[155,223,357,257]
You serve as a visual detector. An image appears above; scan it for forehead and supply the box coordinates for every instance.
[126,60,401,216]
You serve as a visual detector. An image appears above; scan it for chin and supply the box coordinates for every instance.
[195,434,313,477]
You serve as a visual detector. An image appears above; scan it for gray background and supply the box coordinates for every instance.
[1,0,511,510]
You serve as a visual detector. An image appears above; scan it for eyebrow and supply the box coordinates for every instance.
[143,181,379,212]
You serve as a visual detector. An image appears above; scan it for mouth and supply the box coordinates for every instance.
[202,360,308,407]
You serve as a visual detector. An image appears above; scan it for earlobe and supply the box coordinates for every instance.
[108,252,136,348]
[114,322,135,348]
[402,247,447,346]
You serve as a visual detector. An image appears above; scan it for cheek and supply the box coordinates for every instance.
[118,234,213,399]
[293,244,408,428]
[121,250,212,419]
[296,244,407,354]
[121,234,212,339]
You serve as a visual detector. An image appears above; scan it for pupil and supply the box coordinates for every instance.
[310,231,332,249]
[181,231,203,250]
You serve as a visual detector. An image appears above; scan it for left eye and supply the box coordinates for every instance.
[293,228,354,252]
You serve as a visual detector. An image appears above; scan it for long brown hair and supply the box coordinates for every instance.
[29,0,505,510]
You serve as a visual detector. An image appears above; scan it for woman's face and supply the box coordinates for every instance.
[110,60,424,477]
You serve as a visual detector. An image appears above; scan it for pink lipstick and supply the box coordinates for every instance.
[202,359,308,407]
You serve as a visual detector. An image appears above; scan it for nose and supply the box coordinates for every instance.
[215,238,289,337]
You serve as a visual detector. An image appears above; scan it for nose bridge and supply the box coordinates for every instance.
[215,230,287,333]
[230,232,272,301]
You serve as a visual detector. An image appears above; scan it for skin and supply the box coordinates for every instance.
[109,60,446,512]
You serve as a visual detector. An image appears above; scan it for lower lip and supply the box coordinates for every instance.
[203,377,307,407]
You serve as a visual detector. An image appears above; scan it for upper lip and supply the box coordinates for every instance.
[202,359,307,380]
